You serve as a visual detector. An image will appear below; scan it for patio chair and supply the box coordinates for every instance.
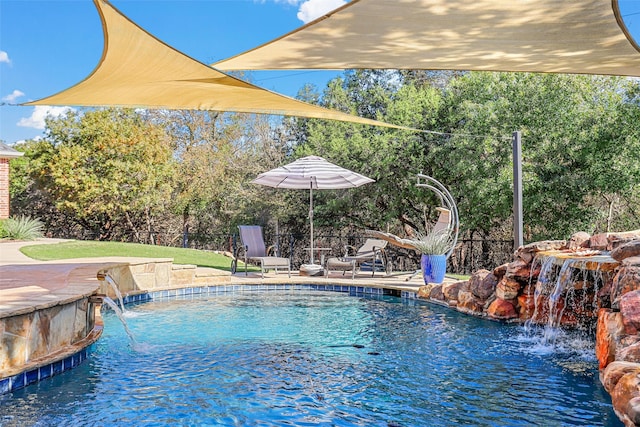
[431,207,452,235]
[231,225,290,278]
[325,238,388,278]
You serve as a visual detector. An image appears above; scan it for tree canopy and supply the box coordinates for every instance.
[9,71,639,267]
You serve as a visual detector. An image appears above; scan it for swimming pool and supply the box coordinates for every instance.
[0,289,622,426]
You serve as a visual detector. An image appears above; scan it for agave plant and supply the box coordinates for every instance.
[1,215,45,240]
[407,228,454,255]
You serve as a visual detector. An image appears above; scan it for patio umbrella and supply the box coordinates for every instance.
[252,156,374,265]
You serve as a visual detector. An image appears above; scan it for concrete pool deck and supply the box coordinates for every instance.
[0,238,435,320]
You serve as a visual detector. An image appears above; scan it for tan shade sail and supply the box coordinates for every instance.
[215,0,640,77]
[24,0,410,131]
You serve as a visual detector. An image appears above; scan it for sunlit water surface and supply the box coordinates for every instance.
[0,291,622,426]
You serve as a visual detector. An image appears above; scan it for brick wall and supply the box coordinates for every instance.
[0,158,10,219]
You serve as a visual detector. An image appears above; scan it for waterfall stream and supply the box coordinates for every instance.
[101,297,136,344]
[103,274,126,312]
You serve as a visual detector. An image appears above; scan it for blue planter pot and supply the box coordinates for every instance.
[421,254,447,284]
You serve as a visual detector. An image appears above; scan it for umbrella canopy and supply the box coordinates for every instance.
[252,156,374,264]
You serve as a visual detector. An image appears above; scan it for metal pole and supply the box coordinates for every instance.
[309,180,314,264]
[513,131,524,250]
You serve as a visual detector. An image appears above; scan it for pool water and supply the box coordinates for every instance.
[0,290,622,426]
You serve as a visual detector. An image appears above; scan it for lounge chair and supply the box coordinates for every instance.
[363,207,454,281]
[325,238,388,278]
[431,207,451,235]
[232,225,290,278]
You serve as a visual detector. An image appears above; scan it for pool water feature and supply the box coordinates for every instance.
[526,251,617,330]
[0,290,621,426]
[103,274,126,312]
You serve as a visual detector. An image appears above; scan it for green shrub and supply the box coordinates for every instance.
[0,219,6,239]
[2,215,45,240]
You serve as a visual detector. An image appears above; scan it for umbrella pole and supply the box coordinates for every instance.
[309,184,314,264]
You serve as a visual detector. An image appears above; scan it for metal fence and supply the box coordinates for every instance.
[83,229,514,276]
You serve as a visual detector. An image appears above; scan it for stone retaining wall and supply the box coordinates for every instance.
[98,260,231,298]
[0,296,100,379]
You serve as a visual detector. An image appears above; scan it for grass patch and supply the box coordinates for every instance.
[19,240,255,272]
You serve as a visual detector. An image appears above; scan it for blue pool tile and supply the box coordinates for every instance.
[13,373,25,390]
[0,378,9,394]
[25,368,39,385]
[63,356,73,370]
[39,364,52,380]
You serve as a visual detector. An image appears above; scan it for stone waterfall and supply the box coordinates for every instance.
[417,230,640,426]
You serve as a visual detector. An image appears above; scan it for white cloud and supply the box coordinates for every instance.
[2,90,25,103]
[0,51,10,64]
[297,0,346,23]
[17,106,74,130]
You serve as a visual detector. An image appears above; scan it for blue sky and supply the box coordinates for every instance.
[1,0,639,145]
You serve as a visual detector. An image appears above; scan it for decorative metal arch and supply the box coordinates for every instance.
[416,173,459,259]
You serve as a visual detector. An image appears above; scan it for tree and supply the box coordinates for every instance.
[436,72,640,240]
[24,108,175,240]
[157,109,292,244]
[282,70,445,245]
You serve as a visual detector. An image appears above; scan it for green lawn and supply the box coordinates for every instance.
[19,240,253,271]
